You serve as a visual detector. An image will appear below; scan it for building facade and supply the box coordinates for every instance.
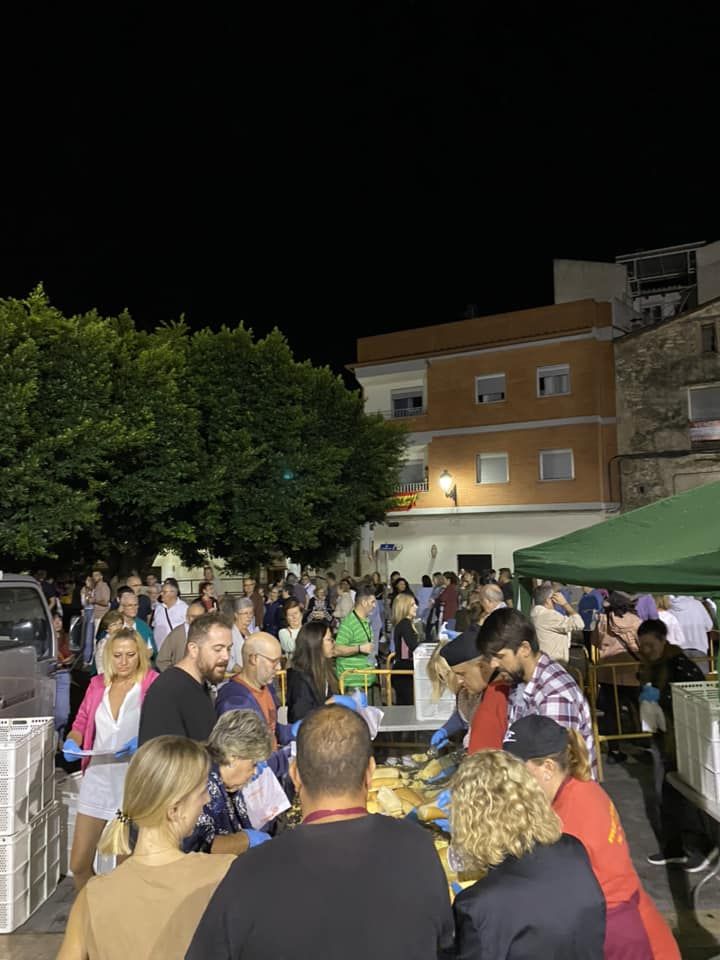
[614,299,720,511]
[351,299,619,581]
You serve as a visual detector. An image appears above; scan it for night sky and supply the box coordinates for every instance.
[2,5,718,377]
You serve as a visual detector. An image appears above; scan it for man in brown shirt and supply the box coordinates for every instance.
[91,568,111,635]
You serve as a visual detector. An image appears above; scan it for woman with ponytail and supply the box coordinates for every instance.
[504,715,679,960]
[58,736,235,960]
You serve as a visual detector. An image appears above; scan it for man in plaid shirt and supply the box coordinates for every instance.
[478,607,598,777]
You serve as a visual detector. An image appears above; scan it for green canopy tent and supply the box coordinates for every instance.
[512,480,720,613]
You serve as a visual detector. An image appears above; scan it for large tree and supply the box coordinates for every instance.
[0,290,405,574]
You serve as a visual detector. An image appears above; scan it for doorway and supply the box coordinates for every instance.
[457,554,493,577]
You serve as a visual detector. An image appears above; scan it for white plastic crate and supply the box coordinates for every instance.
[671,681,720,802]
[0,801,60,933]
[413,644,455,723]
[0,718,55,836]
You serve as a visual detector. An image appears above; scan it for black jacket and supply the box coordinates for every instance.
[453,835,605,959]
[286,668,324,723]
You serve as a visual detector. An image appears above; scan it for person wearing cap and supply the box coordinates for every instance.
[450,749,606,959]
[504,714,679,959]
[478,608,598,777]
[436,627,510,754]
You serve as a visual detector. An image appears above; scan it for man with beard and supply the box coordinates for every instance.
[478,607,597,777]
[138,612,232,744]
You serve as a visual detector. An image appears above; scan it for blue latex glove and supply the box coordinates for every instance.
[433,818,450,832]
[290,720,302,738]
[639,684,661,704]
[250,760,268,782]
[436,788,451,814]
[114,736,138,760]
[62,739,82,763]
[430,728,449,750]
[352,691,368,708]
[245,829,271,848]
[332,694,360,712]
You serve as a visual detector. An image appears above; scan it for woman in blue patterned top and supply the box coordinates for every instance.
[185,709,273,855]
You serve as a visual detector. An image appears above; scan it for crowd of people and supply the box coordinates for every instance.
[49,561,717,958]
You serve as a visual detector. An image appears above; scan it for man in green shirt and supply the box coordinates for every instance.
[335,587,377,691]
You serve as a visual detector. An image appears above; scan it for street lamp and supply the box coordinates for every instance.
[438,469,457,507]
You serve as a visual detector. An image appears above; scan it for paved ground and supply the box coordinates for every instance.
[3,744,720,957]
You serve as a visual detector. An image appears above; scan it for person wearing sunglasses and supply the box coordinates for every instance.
[216,632,294,750]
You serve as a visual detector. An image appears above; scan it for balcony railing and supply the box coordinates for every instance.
[381,406,427,419]
[394,480,429,493]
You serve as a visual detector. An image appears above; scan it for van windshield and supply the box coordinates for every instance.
[0,587,53,660]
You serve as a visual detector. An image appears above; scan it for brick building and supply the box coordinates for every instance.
[350,299,619,580]
[614,298,720,511]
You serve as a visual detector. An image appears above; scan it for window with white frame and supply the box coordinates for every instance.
[537,363,570,397]
[689,384,720,421]
[476,452,509,484]
[391,388,424,418]
[475,373,506,404]
[539,449,574,481]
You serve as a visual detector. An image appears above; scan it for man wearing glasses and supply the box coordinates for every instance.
[216,632,293,750]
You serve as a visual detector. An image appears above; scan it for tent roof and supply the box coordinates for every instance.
[513,481,720,594]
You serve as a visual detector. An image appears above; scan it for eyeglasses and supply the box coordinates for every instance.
[254,652,283,668]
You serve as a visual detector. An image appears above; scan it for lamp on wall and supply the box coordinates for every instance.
[438,469,457,507]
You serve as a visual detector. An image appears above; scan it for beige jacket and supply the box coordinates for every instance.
[531,605,584,662]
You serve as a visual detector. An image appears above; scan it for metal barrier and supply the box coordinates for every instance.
[338,668,414,705]
[587,643,716,781]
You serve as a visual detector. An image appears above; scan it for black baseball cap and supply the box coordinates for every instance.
[503,714,568,760]
[442,628,482,667]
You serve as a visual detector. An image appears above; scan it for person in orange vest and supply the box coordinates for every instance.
[504,714,679,960]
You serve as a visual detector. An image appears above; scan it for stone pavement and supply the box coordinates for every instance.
[2,745,720,958]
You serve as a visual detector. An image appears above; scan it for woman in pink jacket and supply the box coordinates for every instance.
[63,627,158,890]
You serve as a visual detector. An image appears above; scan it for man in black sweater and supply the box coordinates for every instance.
[138,611,232,744]
[187,705,455,960]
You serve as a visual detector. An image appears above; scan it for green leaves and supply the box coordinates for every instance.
[0,294,405,574]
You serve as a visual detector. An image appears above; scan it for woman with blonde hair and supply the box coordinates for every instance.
[504,715,679,960]
[450,750,606,957]
[62,628,158,891]
[58,736,234,960]
[391,592,420,705]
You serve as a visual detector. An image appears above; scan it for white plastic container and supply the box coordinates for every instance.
[671,681,720,803]
[0,800,60,933]
[413,643,455,723]
[0,718,55,836]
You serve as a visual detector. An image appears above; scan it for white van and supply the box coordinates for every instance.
[0,573,56,718]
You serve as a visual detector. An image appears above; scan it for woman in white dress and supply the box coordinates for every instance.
[62,627,158,890]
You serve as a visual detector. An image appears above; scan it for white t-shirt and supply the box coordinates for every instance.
[153,600,189,651]
[669,596,712,653]
[657,609,687,650]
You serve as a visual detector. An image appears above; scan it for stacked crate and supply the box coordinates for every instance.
[0,718,59,932]
[672,681,720,804]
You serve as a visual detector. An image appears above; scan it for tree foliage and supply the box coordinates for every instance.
[0,289,405,574]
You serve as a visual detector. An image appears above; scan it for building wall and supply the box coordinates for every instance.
[364,510,609,583]
[405,422,616,509]
[615,301,720,454]
[698,241,720,305]
[614,300,720,509]
[421,336,615,431]
[355,299,612,365]
[554,259,629,305]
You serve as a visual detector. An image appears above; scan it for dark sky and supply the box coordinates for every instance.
[2,5,718,376]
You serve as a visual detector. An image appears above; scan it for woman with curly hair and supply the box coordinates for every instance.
[504,715,679,960]
[450,750,606,958]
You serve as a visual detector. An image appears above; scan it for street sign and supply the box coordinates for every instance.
[378,544,398,551]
